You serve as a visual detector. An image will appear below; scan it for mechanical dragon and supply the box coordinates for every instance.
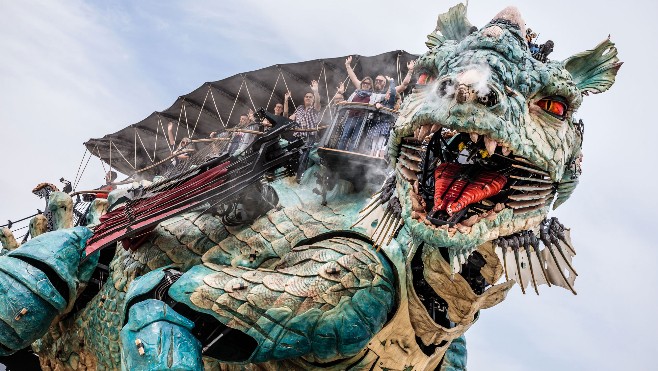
[0,4,620,370]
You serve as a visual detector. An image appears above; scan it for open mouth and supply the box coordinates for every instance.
[397,124,555,231]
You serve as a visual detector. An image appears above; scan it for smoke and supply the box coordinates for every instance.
[459,64,492,98]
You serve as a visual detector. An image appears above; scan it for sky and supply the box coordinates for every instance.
[1,0,656,370]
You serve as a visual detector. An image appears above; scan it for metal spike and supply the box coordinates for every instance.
[511,238,526,294]
[372,211,391,247]
[550,237,578,277]
[385,219,404,246]
[359,197,381,214]
[498,240,510,282]
[379,216,398,248]
[521,233,539,295]
[530,235,551,287]
[557,231,577,256]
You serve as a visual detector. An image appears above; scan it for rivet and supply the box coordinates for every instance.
[14,308,28,321]
[135,339,145,355]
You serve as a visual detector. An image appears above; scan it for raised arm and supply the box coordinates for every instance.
[396,60,416,93]
[310,80,321,111]
[167,122,176,148]
[284,91,291,118]
[345,56,362,88]
[332,82,346,104]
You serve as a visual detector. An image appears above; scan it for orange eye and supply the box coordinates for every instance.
[417,73,435,85]
[536,97,568,119]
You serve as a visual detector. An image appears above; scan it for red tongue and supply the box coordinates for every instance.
[433,163,507,216]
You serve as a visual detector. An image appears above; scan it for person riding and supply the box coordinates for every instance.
[334,56,415,151]
[284,80,322,144]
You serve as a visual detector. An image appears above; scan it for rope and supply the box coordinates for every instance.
[74,151,93,190]
[226,80,244,127]
[110,140,136,169]
[242,74,257,111]
[0,212,40,228]
[135,126,155,163]
[94,144,107,173]
[320,64,334,123]
[265,72,282,111]
[72,148,88,190]
[279,68,297,111]
[175,102,184,143]
[209,87,226,129]
[153,115,174,153]
[190,87,210,139]
[134,125,137,168]
[182,103,191,138]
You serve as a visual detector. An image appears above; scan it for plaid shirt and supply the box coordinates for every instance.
[292,105,320,141]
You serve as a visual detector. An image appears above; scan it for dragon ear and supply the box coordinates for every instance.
[426,3,475,49]
[564,38,623,96]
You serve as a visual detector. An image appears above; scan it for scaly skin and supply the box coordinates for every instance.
[1,4,620,371]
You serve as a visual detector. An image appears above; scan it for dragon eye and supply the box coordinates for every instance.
[417,73,436,85]
[536,97,568,119]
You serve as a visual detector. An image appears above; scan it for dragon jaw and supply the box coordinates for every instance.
[383,4,620,350]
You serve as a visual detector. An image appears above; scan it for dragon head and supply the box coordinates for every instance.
[386,4,621,349]
[390,4,620,259]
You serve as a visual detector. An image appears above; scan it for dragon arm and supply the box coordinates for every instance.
[0,226,96,355]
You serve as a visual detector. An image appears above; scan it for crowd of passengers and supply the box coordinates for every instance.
[166,56,416,167]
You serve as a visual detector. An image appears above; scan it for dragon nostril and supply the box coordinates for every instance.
[456,85,469,103]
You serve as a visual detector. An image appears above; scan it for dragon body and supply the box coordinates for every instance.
[0,4,620,370]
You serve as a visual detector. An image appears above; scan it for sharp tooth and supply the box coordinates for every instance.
[511,164,550,176]
[469,133,479,142]
[507,189,553,201]
[397,164,418,181]
[430,124,441,133]
[494,203,505,212]
[412,180,419,194]
[458,253,466,265]
[411,196,424,211]
[419,125,431,140]
[456,224,471,234]
[510,184,553,191]
[509,175,552,184]
[461,214,479,227]
[414,128,420,140]
[501,146,512,156]
[507,199,547,209]
[484,136,497,155]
